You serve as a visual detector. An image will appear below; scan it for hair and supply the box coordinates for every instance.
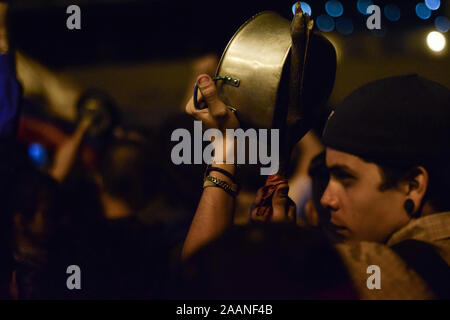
[368,158,450,213]
[100,138,158,211]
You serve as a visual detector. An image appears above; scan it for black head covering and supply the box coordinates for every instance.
[322,74,450,165]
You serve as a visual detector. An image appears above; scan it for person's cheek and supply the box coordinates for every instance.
[353,190,387,241]
[341,189,367,238]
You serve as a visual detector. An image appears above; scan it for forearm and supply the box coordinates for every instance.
[49,116,92,182]
[183,73,241,259]
[182,162,236,260]
[49,139,80,183]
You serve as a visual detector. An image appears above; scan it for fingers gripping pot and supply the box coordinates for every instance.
[194,11,336,133]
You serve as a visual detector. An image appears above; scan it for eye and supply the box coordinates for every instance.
[330,172,355,188]
[339,177,355,188]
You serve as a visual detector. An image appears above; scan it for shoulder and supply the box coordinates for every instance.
[335,241,435,299]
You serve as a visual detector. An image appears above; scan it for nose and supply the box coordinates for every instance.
[320,182,339,211]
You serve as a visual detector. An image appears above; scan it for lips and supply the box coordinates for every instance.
[321,222,349,242]
[329,223,350,236]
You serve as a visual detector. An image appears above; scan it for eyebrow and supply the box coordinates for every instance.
[327,164,358,178]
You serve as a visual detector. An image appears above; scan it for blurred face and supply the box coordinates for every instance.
[320,148,410,242]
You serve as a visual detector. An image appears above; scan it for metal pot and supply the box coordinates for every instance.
[195,11,337,130]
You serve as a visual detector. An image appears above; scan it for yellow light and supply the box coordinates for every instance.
[426,31,446,52]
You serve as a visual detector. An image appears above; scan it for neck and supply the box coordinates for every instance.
[419,202,435,217]
[100,192,133,220]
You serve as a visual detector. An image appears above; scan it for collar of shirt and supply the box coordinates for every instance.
[386,211,450,246]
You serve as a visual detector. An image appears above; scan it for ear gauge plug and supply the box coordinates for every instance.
[404,199,417,218]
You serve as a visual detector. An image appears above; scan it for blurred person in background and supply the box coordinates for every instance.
[68,136,170,299]
[9,149,60,299]
[0,8,171,296]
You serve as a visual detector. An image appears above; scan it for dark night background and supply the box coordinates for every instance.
[9,0,450,127]
[11,0,449,66]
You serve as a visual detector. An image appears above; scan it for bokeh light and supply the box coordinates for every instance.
[384,4,401,22]
[336,17,354,35]
[435,16,450,33]
[357,0,373,15]
[416,3,431,20]
[425,0,440,11]
[28,143,47,166]
[292,2,312,16]
[325,1,344,18]
[427,31,446,52]
[316,14,335,32]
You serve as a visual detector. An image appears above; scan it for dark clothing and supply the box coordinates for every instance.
[38,215,170,299]
[99,216,170,299]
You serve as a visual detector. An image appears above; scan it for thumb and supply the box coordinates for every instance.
[196,74,228,120]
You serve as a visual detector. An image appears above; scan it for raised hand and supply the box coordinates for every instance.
[185,74,239,133]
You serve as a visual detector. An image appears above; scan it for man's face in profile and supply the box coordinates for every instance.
[320,148,411,243]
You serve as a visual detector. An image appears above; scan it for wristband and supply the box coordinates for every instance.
[205,165,237,184]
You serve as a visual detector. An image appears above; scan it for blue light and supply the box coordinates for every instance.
[292,2,312,16]
[357,0,373,15]
[384,4,401,22]
[336,17,354,35]
[28,143,47,166]
[425,0,440,11]
[316,15,335,32]
[325,1,344,18]
[435,16,450,33]
[416,3,431,20]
